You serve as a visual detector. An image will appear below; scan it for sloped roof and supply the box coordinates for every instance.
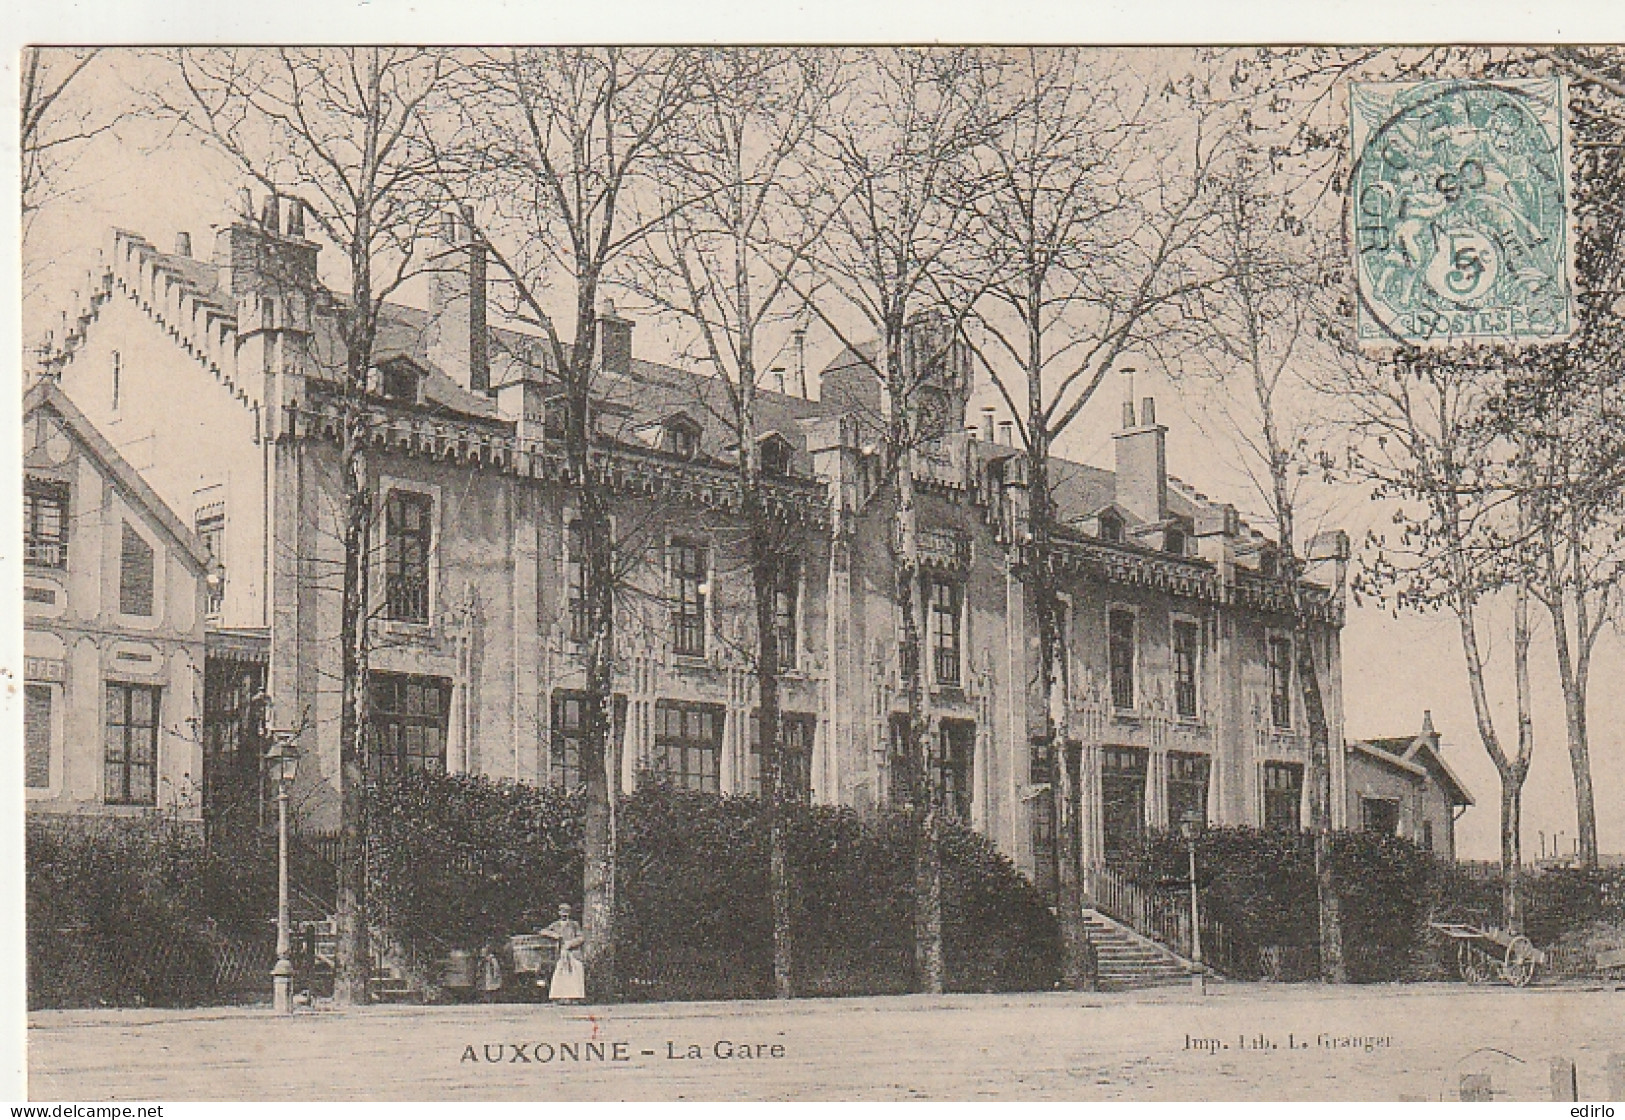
[24,379,213,572]
[92,226,1275,542]
[1347,730,1475,807]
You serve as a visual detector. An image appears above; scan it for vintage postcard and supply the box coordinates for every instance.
[7,26,1625,1107]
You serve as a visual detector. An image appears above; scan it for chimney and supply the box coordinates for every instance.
[285,198,305,239]
[174,232,193,258]
[1113,393,1168,524]
[981,406,996,442]
[427,208,491,395]
[597,298,633,376]
[213,191,320,299]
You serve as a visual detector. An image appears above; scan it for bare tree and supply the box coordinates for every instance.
[454,47,704,1001]
[799,47,1000,993]
[1349,350,1537,927]
[169,46,450,1004]
[20,48,108,237]
[1495,50,1625,869]
[625,47,838,999]
[1180,138,1350,980]
[962,49,1226,989]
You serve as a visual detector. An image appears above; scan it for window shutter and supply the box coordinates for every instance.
[120,523,155,616]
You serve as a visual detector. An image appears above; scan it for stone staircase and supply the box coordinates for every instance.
[1082,907,1203,991]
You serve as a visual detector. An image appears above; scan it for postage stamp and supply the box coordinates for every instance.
[1348,76,1576,348]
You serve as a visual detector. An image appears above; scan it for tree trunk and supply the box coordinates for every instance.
[1028,445,1093,990]
[333,399,372,1006]
[895,441,942,994]
[569,285,617,1003]
[752,537,793,999]
[578,477,617,1002]
[333,225,378,1005]
[1295,631,1344,984]
[1547,591,1600,868]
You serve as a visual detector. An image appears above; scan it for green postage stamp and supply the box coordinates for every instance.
[1349,76,1575,348]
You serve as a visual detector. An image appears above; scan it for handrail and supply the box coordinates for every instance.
[1085,863,1241,978]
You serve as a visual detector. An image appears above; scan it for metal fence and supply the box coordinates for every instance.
[28,924,275,1010]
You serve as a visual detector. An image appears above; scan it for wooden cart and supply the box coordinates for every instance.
[1430,921,1543,987]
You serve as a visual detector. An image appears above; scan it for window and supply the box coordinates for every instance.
[1167,751,1210,829]
[25,685,53,789]
[565,519,587,643]
[1101,746,1148,862]
[1361,796,1401,836]
[550,689,627,790]
[1422,820,1435,852]
[774,558,799,670]
[748,711,815,804]
[1108,608,1136,711]
[105,683,160,805]
[1173,619,1200,720]
[930,578,962,686]
[1098,510,1124,543]
[1165,527,1187,556]
[381,362,419,404]
[111,350,121,411]
[202,659,267,828]
[938,719,975,819]
[760,436,792,477]
[1262,761,1303,831]
[120,523,155,616]
[1267,635,1293,729]
[652,701,723,794]
[1029,737,1057,901]
[888,713,917,807]
[370,673,450,773]
[664,419,700,460]
[197,511,225,616]
[24,478,69,568]
[671,539,708,657]
[385,490,433,622]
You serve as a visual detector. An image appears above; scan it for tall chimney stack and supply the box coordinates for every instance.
[427,207,491,395]
[1113,393,1168,524]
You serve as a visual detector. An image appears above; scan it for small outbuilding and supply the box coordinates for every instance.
[1345,711,1474,860]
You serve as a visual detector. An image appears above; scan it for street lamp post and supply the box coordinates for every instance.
[265,734,301,1014]
[1179,810,1206,996]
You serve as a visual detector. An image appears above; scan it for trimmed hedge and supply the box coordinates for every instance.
[370,771,1059,999]
[25,817,267,1009]
[1118,827,1436,982]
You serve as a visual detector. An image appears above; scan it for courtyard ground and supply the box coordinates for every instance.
[25,982,1625,1102]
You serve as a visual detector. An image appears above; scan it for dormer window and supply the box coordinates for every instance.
[380,361,420,404]
[759,434,793,477]
[1098,510,1125,543]
[664,417,701,460]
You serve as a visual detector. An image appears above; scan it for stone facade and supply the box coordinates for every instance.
[45,204,1355,888]
[22,380,212,823]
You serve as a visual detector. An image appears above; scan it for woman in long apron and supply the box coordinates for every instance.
[538,903,586,1003]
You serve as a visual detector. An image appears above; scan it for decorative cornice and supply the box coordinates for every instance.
[1043,535,1224,604]
[284,392,830,530]
[1034,533,1344,625]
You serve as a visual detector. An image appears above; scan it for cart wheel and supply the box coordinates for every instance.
[1503,936,1537,988]
[1458,942,1491,984]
